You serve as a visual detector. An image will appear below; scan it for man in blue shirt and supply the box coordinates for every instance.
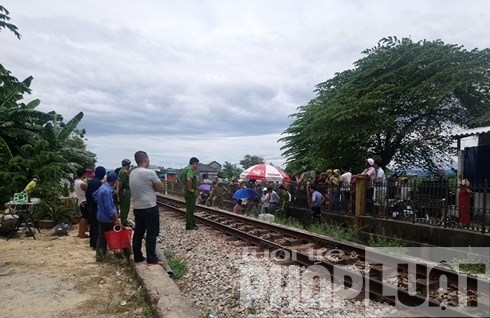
[86,166,106,250]
[93,171,122,262]
[311,185,325,224]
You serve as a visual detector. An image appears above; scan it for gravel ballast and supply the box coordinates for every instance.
[158,210,399,317]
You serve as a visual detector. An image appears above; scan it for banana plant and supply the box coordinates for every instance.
[0,65,51,162]
[42,111,95,169]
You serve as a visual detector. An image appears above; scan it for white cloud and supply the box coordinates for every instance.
[88,133,287,170]
[2,0,490,170]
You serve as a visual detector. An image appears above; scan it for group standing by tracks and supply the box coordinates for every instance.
[184,156,481,231]
[75,151,165,264]
[74,153,482,263]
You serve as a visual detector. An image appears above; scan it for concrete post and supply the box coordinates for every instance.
[355,175,369,230]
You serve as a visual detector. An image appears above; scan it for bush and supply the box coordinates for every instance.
[32,181,76,222]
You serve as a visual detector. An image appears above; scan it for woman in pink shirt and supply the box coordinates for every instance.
[233,199,243,214]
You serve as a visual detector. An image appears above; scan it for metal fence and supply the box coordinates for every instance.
[287,179,489,234]
[165,178,490,234]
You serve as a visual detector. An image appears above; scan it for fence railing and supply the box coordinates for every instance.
[164,177,490,234]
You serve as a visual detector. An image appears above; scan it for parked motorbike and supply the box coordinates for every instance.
[438,199,459,227]
[389,199,429,222]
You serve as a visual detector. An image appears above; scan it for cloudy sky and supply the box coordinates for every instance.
[2,0,489,170]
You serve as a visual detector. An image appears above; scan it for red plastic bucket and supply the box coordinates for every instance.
[104,226,132,250]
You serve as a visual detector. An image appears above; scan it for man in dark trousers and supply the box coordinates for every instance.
[310,185,325,224]
[86,166,106,250]
[181,157,199,230]
[93,171,121,262]
[116,158,132,226]
[129,151,164,265]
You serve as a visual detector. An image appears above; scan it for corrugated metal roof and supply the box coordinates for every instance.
[452,126,490,138]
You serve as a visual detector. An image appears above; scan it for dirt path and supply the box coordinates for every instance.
[0,225,151,318]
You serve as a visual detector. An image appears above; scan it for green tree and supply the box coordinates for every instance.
[0,140,67,203]
[0,5,21,39]
[219,161,243,180]
[239,154,264,170]
[64,131,97,169]
[281,37,490,173]
[0,6,95,202]
[41,112,96,169]
[0,66,51,162]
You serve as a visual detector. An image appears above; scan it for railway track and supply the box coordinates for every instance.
[157,194,489,317]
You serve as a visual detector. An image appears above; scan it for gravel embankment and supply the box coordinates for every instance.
[158,210,399,317]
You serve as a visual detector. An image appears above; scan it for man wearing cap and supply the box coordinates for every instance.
[116,159,132,226]
[362,158,376,214]
[181,157,199,230]
[210,179,228,209]
[260,187,270,214]
[93,171,121,262]
[230,176,240,194]
[277,185,292,218]
[86,166,106,250]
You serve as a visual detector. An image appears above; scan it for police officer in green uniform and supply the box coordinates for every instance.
[181,157,199,230]
[117,159,132,226]
[277,185,291,218]
[210,179,228,209]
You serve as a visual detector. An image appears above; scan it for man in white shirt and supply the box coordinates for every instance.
[340,165,352,213]
[374,159,386,217]
[129,151,164,265]
[362,158,376,214]
[267,187,280,214]
[74,168,88,238]
[260,187,270,214]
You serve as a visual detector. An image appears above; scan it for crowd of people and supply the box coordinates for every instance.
[69,154,473,263]
[196,157,473,228]
[196,176,292,218]
[73,151,166,264]
[290,159,473,227]
[194,159,369,221]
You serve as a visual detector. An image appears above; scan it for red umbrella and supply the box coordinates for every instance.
[239,164,290,183]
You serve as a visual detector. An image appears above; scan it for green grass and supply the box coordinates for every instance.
[368,229,406,256]
[133,285,146,303]
[307,222,357,242]
[98,258,154,317]
[247,306,258,314]
[274,216,304,229]
[449,247,488,276]
[368,234,404,248]
[275,216,358,242]
[163,251,188,280]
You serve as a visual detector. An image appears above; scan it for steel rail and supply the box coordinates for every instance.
[160,195,488,294]
[158,195,484,317]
